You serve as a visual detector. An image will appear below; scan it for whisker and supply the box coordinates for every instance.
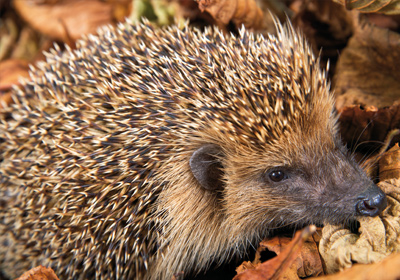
[350,119,374,155]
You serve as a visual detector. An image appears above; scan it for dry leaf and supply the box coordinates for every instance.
[0,17,19,61]
[337,105,400,154]
[0,59,29,85]
[379,143,400,181]
[196,0,264,30]
[0,59,30,108]
[13,0,130,42]
[334,13,400,109]
[310,252,400,280]
[319,145,400,274]
[319,216,391,274]
[291,0,353,77]
[333,0,400,15]
[259,232,324,278]
[234,225,316,280]
[296,232,324,278]
[16,265,59,280]
[365,13,400,30]
[0,11,48,62]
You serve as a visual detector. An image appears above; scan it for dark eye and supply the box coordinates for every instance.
[269,170,286,182]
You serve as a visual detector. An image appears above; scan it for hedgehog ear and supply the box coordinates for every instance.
[189,144,225,191]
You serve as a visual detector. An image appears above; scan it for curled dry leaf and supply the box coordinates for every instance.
[319,197,395,273]
[234,225,318,280]
[13,0,131,42]
[196,0,264,30]
[16,265,59,280]
[333,0,400,15]
[319,145,400,273]
[309,252,400,280]
[334,13,400,109]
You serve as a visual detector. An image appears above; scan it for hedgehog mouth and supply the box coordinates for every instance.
[315,210,359,227]
[287,205,359,228]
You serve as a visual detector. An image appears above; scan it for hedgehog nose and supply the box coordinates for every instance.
[356,188,387,217]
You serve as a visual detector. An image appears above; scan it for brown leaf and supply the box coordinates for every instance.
[365,13,400,30]
[233,225,317,280]
[297,231,324,278]
[319,219,389,274]
[0,59,30,85]
[13,0,131,42]
[16,265,60,280]
[338,105,400,153]
[334,13,400,109]
[379,143,400,181]
[236,261,257,275]
[259,232,324,278]
[196,0,264,30]
[309,252,400,280]
[291,0,353,77]
[260,236,292,255]
[333,0,400,15]
[0,59,30,108]
[0,12,49,62]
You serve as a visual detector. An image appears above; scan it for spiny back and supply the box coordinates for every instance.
[0,20,334,280]
[14,19,333,144]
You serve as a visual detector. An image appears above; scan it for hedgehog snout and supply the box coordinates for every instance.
[355,184,387,217]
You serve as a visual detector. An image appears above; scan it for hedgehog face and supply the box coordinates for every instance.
[231,145,386,229]
[189,130,387,234]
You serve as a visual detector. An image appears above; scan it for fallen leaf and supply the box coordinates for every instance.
[259,232,324,278]
[0,59,30,107]
[16,265,59,280]
[297,232,324,278]
[379,143,400,181]
[0,59,29,85]
[333,0,400,15]
[234,225,317,280]
[236,261,257,275]
[196,0,264,30]
[309,252,400,280]
[365,13,400,30]
[334,13,400,109]
[291,0,353,77]
[13,0,130,42]
[338,105,400,154]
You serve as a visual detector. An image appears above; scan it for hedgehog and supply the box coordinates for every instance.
[0,19,387,280]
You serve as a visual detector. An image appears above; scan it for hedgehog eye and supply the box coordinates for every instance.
[268,170,287,182]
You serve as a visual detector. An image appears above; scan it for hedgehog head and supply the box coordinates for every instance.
[153,22,386,279]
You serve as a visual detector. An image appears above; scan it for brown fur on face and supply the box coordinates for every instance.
[153,100,366,280]
[0,19,385,280]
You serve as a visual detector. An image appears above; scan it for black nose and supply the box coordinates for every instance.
[356,191,387,217]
